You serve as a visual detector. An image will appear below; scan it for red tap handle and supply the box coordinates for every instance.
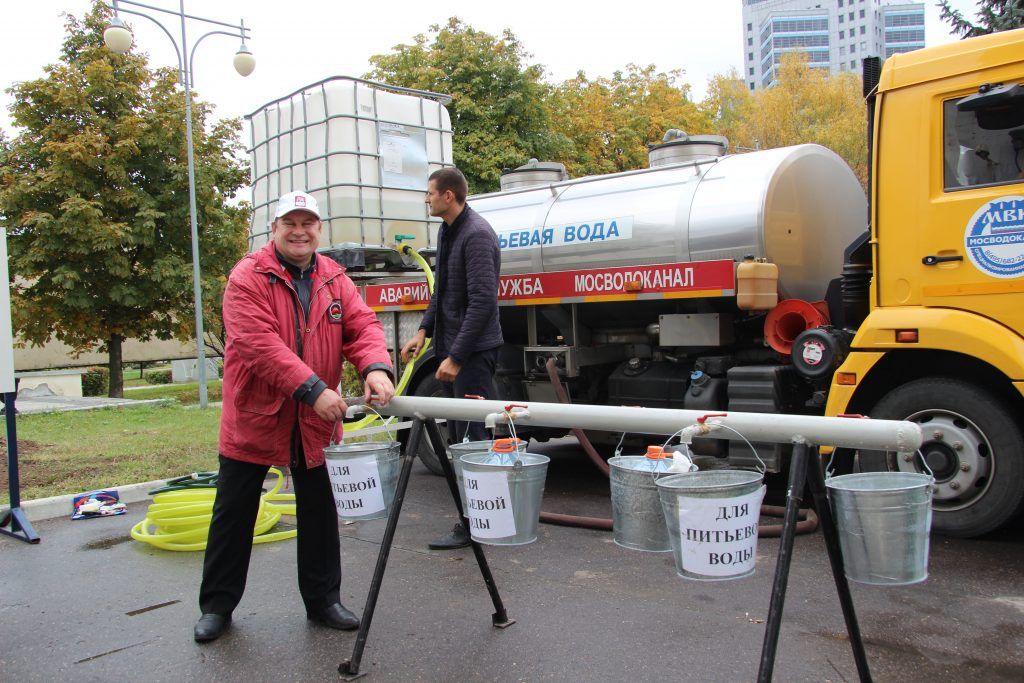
[837,413,868,419]
[504,403,528,412]
[463,394,485,400]
[696,412,728,424]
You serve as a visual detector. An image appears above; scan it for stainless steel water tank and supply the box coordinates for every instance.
[470,144,867,302]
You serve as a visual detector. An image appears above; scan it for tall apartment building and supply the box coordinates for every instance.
[741,0,926,90]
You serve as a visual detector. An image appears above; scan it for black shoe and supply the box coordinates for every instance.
[307,602,360,631]
[194,613,231,642]
[428,523,471,550]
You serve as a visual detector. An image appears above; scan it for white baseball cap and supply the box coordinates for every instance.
[275,191,321,219]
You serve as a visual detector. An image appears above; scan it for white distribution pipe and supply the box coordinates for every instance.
[354,396,922,452]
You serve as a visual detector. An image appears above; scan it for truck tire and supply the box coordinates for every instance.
[405,374,447,475]
[857,378,1024,538]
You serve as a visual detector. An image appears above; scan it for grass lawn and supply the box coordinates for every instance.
[1,403,221,504]
[128,380,223,403]
[121,366,146,388]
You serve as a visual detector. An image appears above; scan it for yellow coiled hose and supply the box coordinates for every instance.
[130,468,297,552]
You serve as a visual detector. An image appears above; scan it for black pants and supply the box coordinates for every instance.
[441,346,499,443]
[199,453,341,616]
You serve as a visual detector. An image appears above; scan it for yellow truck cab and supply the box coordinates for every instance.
[826,28,1024,536]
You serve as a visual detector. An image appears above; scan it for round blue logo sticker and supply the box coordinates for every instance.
[964,196,1024,279]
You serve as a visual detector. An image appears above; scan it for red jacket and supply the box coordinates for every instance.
[218,242,392,467]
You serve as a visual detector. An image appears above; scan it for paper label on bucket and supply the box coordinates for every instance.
[676,485,766,577]
[463,470,516,538]
[328,455,386,516]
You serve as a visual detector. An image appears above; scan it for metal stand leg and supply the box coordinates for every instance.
[756,441,873,683]
[807,449,872,682]
[1,392,40,544]
[339,418,422,680]
[757,439,810,682]
[424,419,513,628]
[339,418,512,680]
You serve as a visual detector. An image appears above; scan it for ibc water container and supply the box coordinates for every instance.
[246,77,454,253]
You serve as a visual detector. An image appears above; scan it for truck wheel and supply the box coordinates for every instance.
[405,374,447,475]
[858,378,1024,537]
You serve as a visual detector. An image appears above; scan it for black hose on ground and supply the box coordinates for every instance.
[540,357,819,537]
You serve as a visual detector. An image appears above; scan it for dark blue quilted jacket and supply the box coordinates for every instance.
[420,205,503,363]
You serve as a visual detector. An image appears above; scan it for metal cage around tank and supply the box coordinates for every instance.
[246,76,455,252]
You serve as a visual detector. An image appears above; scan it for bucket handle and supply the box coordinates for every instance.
[916,449,935,480]
[329,403,396,446]
[711,423,766,475]
[825,448,935,482]
[613,431,629,459]
[501,408,526,465]
[659,421,766,475]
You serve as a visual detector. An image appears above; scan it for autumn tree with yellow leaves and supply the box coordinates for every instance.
[707,55,867,188]
[548,65,711,177]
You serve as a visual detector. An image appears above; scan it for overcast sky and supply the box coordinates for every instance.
[1,0,978,134]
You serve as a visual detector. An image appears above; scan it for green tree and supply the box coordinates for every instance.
[366,17,566,193]
[0,3,249,397]
[548,65,711,177]
[939,0,1024,37]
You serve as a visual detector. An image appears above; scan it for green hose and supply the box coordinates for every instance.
[148,471,218,495]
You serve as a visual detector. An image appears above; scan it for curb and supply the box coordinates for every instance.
[7,397,174,416]
[11,473,287,523]
[15,477,171,523]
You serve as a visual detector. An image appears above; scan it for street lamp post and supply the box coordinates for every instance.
[104,0,254,408]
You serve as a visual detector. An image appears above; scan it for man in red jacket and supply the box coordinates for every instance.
[194,190,395,643]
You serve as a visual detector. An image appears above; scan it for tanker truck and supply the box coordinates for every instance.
[246,30,1024,537]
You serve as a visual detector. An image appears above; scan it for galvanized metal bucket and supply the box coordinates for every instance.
[826,472,933,585]
[324,441,401,521]
[448,440,493,509]
[608,456,672,552]
[657,470,766,581]
[459,451,550,546]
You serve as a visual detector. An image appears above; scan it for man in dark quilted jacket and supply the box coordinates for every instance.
[401,167,503,549]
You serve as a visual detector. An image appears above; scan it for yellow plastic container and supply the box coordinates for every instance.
[736,257,779,311]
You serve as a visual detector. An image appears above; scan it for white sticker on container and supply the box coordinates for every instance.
[463,470,516,538]
[328,455,386,516]
[676,485,766,577]
[380,137,404,174]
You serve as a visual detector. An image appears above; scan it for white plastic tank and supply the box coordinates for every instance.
[470,144,867,302]
[247,77,454,251]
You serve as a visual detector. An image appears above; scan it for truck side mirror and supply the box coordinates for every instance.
[957,82,1024,130]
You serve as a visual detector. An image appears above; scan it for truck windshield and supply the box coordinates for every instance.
[943,90,1024,191]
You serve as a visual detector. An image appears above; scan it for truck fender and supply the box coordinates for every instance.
[848,307,1024,380]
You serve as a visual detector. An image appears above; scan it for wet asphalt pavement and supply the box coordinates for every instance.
[2,437,1023,682]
